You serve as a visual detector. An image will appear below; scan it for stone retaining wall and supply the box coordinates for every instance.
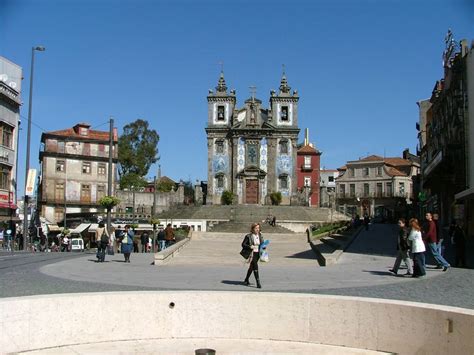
[1,292,472,354]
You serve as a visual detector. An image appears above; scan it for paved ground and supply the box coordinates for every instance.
[1,223,473,309]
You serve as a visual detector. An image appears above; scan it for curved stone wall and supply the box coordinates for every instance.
[1,292,473,354]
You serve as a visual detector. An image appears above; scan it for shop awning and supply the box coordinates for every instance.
[47,224,61,232]
[0,216,21,222]
[455,187,474,200]
[70,223,91,234]
[88,223,99,232]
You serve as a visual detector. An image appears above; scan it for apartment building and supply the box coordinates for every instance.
[0,57,21,225]
[38,123,118,225]
[336,152,420,220]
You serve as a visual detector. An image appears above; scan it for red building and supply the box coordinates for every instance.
[296,134,321,206]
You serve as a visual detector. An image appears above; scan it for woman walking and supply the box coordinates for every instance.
[389,218,413,276]
[120,225,134,263]
[408,218,426,278]
[242,223,264,289]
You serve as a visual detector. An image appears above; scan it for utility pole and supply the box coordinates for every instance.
[107,117,114,233]
[23,46,45,250]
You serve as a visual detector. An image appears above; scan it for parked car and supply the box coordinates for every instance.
[70,235,84,252]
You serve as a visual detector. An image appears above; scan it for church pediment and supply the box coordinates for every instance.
[236,166,267,178]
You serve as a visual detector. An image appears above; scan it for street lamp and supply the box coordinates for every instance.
[23,46,45,250]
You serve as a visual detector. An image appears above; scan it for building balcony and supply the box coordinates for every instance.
[301,164,313,171]
[39,197,103,207]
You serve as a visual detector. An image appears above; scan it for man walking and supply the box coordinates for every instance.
[423,212,450,271]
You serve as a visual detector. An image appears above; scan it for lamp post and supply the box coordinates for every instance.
[23,46,45,250]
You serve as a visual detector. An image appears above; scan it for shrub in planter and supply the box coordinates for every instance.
[221,190,234,205]
[270,192,282,205]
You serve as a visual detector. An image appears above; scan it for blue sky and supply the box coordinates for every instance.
[1,0,473,195]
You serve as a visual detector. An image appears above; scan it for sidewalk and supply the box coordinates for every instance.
[40,224,443,292]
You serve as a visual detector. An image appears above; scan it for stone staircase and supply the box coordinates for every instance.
[208,221,294,234]
[157,205,349,224]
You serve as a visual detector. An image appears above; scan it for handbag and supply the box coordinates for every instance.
[260,250,269,262]
[107,245,114,255]
[240,248,251,259]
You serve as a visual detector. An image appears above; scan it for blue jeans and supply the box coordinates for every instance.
[428,242,450,267]
[159,240,166,251]
[437,239,444,257]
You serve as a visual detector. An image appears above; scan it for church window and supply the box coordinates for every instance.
[217,106,225,121]
[279,140,288,154]
[279,175,288,189]
[217,175,224,188]
[281,106,289,121]
[215,140,224,154]
[246,143,259,165]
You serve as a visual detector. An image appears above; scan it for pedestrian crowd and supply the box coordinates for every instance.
[389,212,467,277]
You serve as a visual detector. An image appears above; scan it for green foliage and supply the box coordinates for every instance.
[311,222,346,236]
[221,190,234,205]
[149,218,160,225]
[98,195,121,210]
[118,119,159,180]
[156,180,174,192]
[130,223,139,230]
[270,192,282,205]
[62,228,70,235]
[119,173,148,190]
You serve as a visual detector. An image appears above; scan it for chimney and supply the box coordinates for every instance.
[304,128,309,146]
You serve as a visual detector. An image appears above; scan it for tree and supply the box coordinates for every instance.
[118,119,159,188]
[120,173,148,190]
[182,179,194,205]
[156,180,174,192]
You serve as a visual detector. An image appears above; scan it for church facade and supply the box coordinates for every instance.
[206,72,300,205]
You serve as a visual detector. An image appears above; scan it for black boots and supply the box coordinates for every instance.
[254,270,262,289]
[244,269,252,286]
[244,269,262,288]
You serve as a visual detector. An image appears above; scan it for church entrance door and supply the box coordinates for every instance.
[245,179,259,204]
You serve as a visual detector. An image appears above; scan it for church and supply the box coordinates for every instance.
[206,72,300,205]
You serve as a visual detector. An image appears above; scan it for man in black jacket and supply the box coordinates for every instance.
[141,231,149,253]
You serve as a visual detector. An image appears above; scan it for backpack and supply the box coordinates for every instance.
[100,230,109,244]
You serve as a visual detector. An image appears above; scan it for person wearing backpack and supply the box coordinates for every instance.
[95,221,109,262]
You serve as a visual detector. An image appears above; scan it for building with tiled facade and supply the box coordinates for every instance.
[38,123,118,225]
[336,152,420,220]
[0,56,21,225]
[205,72,300,205]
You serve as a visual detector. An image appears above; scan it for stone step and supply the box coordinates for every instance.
[209,221,294,234]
